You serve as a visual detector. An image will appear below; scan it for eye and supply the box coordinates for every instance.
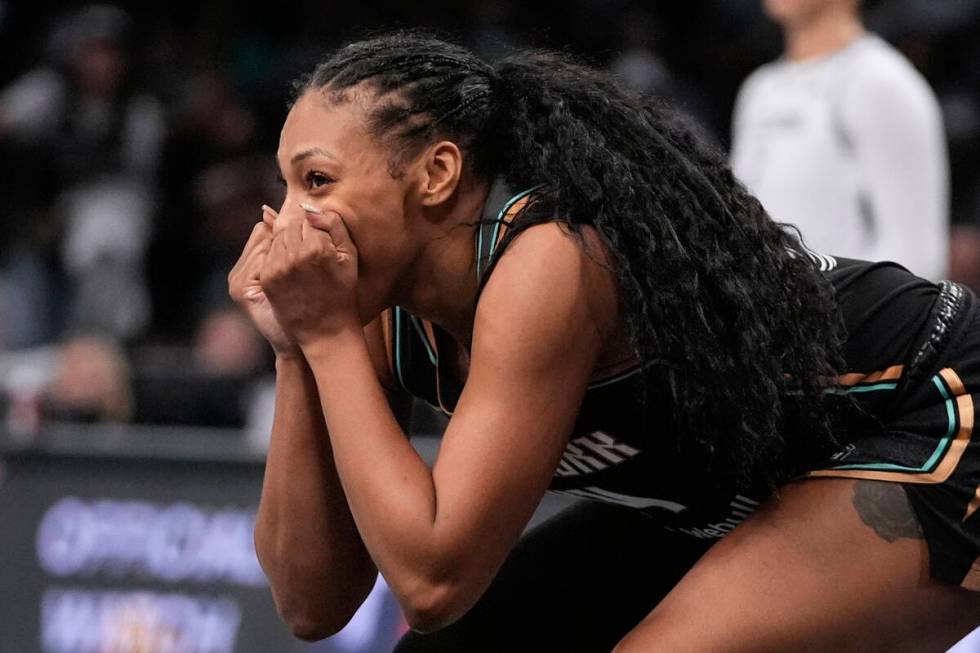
[305,170,334,190]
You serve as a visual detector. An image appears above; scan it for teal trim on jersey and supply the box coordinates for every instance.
[409,315,438,366]
[822,374,956,473]
[476,186,543,281]
[824,381,899,395]
[588,366,643,389]
[393,307,409,392]
[489,186,541,256]
[939,376,958,441]
[845,382,899,393]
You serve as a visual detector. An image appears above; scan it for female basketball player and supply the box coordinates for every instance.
[228,32,980,651]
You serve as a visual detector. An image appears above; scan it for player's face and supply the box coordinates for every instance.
[275,90,423,322]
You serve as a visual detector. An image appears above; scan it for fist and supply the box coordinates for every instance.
[259,210,360,347]
[227,207,299,356]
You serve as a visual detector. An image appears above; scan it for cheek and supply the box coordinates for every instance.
[350,219,394,274]
[345,194,411,263]
[339,171,417,279]
[347,211,413,298]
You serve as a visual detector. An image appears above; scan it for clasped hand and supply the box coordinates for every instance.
[259,208,361,347]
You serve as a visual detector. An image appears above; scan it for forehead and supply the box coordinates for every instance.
[277,91,372,162]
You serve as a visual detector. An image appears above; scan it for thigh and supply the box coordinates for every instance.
[613,478,980,653]
[395,499,711,653]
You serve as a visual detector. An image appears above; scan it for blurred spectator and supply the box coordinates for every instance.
[0,3,164,348]
[731,0,949,280]
[150,67,272,340]
[193,307,267,377]
[863,1,980,293]
[43,334,133,423]
[0,333,130,439]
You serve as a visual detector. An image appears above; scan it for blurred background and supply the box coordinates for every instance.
[0,1,979,651]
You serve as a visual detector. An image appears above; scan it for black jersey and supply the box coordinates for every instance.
[381,188,970,545]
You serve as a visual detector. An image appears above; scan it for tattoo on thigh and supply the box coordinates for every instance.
[852,481,924,543]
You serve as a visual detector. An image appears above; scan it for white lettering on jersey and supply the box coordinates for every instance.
[554,431,641,478]
[667,495,762,539]
[558,486,687,513]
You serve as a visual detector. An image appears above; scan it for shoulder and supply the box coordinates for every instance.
[735,62,782,103]
[474,221,620,364]
[732,61,785,127]
[837,37,942,136]
[741,59,784,88]
[843,36,938,107]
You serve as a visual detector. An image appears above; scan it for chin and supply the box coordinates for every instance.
[356,288,391,326]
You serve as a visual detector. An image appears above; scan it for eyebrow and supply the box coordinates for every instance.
[290,147,338,165]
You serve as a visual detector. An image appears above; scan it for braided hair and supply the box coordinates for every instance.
[294,31,845,491]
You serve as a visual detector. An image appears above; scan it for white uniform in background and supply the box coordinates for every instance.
[731,34,949,281]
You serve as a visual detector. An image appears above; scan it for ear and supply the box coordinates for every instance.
[419,140,463,208]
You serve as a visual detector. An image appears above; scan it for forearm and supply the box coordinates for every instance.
[255,354,376,637]
[303,330,455,612]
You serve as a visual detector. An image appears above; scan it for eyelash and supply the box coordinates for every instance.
[305,170,334,190]
[275,170,335,191]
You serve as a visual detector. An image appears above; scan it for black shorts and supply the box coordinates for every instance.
[807,281,980,589]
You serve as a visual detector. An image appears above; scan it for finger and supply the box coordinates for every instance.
[305,211,353,250]
[301,216,330,245]
[281,216,304,253]
[244,220,273,250]
[261,204,279,228]
[269,229,287,262]
[240,238,271,273]
[231,222,272,274]
[259,236,283,289]
[230,243,270,296]
[238,220,273,261]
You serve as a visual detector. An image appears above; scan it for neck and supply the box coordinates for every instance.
[783,6,865,61]
[394,180,491,345]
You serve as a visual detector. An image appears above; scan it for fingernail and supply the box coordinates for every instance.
[300,202,322,215]
[261,204,273,213]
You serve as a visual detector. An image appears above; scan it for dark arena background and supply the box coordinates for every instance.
[1,1,980,651]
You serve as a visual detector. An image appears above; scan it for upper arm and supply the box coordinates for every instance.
[842,62,948,207]
[841,62,949,275]
[427,223,619,597]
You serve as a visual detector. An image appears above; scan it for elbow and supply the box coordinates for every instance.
[256,539,375,641]
[273,575,375,641]
[278,601,356,642]
[398,578,476,634]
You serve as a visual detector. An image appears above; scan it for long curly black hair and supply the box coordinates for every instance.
[295,31,845,491]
